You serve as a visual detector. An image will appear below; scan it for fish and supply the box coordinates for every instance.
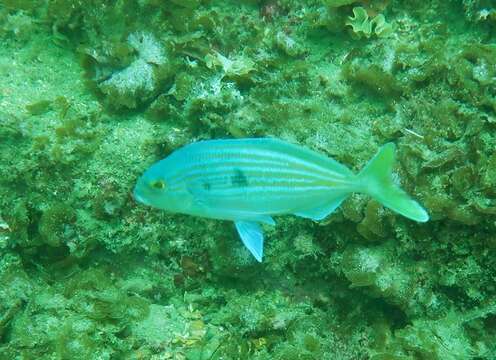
[134,138,428,262]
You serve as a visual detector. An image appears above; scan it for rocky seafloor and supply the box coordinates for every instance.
[1,1,495,359]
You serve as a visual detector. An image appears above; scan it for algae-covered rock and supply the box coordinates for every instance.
[342,62,403,98]
[39,202,76,247]
[98,32,172,110]
[131,304,185,347]
[323,0,359,7]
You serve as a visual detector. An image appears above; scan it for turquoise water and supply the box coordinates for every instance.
[1,1,495,359]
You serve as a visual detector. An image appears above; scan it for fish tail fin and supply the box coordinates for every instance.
[357,143,429,222]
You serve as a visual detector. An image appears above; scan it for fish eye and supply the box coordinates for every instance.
[150,179,166,190]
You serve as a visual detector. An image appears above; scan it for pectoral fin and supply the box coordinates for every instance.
[294,194,348,221]
[234,220,264,262]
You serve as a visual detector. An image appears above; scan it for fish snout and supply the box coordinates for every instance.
[133,187,150,206]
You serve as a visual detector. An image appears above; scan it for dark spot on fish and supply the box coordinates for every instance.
[202,182,211,191]
[231,168,248,187]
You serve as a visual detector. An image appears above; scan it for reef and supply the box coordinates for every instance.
[1,0,496,358]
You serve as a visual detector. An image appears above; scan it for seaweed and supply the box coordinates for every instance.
[1,0,496,358]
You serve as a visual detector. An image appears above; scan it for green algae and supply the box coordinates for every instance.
[1,0,496,358]
[346,7,393,39]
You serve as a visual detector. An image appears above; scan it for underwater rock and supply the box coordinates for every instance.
[98,32,172,110]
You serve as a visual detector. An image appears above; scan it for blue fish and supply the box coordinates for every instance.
[134,138,428,262]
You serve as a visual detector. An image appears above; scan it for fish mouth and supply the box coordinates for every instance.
[133,188,150,206]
